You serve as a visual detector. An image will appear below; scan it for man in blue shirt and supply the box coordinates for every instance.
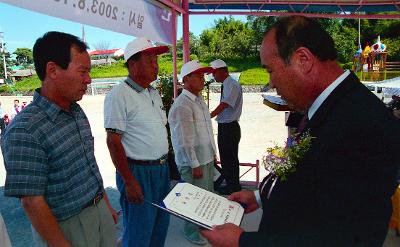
[210,59,243,195]
[2,31,117,247]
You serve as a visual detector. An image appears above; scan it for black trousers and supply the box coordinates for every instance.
[218,121,241,192]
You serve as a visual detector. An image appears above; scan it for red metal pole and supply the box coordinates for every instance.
[172,9,178,99]
[182,0,190,63]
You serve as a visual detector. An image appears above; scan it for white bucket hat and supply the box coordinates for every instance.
[179,60,214,80]
[124,37,168,61]
[210,59,227,69]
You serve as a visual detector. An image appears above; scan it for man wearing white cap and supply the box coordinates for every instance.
[168,60,216,245]
[104,37,170,247]
[210,59,243,195]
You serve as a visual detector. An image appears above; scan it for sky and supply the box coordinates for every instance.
[0,2,247,54]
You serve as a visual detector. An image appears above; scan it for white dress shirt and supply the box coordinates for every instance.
[168,89,217,168]
[308,70,350,120]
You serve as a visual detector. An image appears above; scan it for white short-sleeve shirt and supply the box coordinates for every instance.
[104,77,168,160]
[216,76,243,123]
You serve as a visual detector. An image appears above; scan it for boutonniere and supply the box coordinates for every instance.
[263,131,314,182]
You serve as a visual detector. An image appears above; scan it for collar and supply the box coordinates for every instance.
[33,88,80,122]
[308,70,350,119]
[182,89,198,102]
[125,76,155,92]
[223,75,232,84]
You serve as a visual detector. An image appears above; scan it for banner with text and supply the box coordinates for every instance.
[0,0,173,44]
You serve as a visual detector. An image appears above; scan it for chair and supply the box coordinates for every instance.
[214,159,260,188]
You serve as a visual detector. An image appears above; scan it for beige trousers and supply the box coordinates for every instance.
[32,198,116,247]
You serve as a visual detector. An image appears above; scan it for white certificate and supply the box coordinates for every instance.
[262,95,287,105]
[154,182,244,230]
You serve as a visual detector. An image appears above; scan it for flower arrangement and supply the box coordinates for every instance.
[263,131,314,181]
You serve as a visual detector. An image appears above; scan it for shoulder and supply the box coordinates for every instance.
[107,82,133,96]
[105,83,139,105]
[12,105,46,128]
[3,105,47,141]
[227,77,241,89]
[170,95,191,110]
[169,96,193,114]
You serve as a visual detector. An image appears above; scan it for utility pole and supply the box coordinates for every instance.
[82,25,86,43]
[0,32,7,80]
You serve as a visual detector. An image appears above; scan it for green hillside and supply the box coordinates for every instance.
[2,56,399,94]
[0,56,270,93]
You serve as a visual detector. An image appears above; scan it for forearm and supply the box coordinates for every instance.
[103,191,112,209]
[211,102,229,118]
[102,191,118,224]
[21,196,71,247]
[106,133,136,185]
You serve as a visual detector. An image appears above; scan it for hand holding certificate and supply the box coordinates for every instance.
[262,94,293,111]
[149,182,245,230]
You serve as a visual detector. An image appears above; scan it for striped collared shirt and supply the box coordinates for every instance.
[2,89,103,221]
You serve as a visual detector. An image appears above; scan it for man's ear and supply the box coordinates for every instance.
[127,59,137,75]
[293,47,314,74]
[46,61,58,80]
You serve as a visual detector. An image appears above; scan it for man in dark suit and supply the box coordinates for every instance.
[202,16,400,247]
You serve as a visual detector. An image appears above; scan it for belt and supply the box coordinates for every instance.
[219,121,239,125]
[127,154,168,166]
[84,191,104,208]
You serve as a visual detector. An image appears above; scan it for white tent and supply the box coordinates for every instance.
[369,76,400,96]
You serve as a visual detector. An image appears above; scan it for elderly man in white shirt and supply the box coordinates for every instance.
[168,60,216,245]
[104,37,171,247]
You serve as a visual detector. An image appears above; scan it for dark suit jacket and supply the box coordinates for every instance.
[240,72,400,247]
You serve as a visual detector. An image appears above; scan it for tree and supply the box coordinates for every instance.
[383,38,400,61]
[176,32,200,57]
[331,26,358,63]
[13,48,33,67]
[198,16,255,59]
[247,16,277,54]
[93,40,110,51]
[0,42,13,79]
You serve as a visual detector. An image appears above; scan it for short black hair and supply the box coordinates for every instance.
[269,16,337,64]
[33,31,88,81]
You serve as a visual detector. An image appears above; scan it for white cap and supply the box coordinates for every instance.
[124,37,168,61]
[210,59,227,69]
[179,60,214,80]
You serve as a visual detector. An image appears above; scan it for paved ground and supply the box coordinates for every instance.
[0,93,287,188]
[0,93,399,246]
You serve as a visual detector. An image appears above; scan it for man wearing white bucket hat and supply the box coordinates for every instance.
[168,60,216,245]
[104,37,170,247]
[210,59,243,195]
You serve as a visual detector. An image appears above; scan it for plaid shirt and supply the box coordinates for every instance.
[2,89,103,221]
